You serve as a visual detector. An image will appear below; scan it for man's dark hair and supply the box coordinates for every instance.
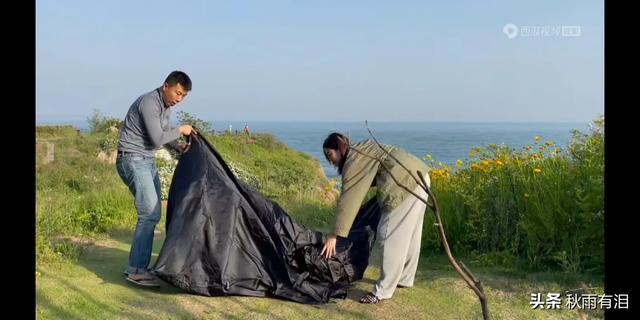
[165,71,192,91]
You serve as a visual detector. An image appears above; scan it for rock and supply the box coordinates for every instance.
[37,142,55,164]
[96,150,117,164]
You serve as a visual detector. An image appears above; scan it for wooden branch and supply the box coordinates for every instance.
[361,122,490,320]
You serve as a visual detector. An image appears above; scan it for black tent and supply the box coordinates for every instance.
[152,134,381,304]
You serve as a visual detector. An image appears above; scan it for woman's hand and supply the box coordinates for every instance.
[320,234,337,259]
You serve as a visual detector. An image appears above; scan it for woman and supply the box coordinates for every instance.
[320,132,431,304]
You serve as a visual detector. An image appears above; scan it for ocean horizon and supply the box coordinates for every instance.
[36,119,590,178]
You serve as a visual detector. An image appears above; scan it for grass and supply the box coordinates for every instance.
[36,231,603,319]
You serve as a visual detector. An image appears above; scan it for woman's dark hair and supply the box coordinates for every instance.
[323,132,350,174]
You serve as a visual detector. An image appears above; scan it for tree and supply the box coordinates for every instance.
[87,109,121,133]
[176,111,214,135]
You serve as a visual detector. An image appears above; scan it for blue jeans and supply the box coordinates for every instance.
[116,154,162,274]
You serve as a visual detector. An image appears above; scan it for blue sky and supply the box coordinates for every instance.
[36,0,603,123]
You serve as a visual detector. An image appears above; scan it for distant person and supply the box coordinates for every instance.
[243,123,251,136]
[320,132,431,304]
[116,71,197,287]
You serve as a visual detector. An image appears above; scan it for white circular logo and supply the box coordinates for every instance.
[503,23,519,39]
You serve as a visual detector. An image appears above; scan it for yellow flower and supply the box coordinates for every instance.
[533,167,542,173]
[482,160,490,166]
[524,145,532,151]
[495,160,504,166]
[456,159,463,166]
[431,169,444,179]
[524,193,530,198]
[438,161,444,167]
[539,145,547,151]
[545,140,553,146]
[325,185,331,191]
[535,136,541,142]
[36,271,42,277]
[426,154,432,159]
[469,149,477,156]
[555,147,561,153]
[471,163,481,170]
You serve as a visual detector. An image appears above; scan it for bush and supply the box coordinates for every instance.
[176,111,214,135]
[36,125,78,139]
[423,115,604,273]
[88,109,121,133]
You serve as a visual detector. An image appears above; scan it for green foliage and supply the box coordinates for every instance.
[176,111,214,135]
[423,116,604,273]
[88,109,122,133]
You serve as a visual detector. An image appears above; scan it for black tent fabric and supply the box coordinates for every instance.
[152,134,381,304]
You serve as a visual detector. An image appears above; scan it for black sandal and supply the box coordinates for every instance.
[359,292,380,304]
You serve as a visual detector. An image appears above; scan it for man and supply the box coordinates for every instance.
[116,71,196,287]
[243,123,250,136]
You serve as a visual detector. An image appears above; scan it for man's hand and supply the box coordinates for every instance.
[179,125,197,136]
[177,143,190,153]
[320,234,338,259]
